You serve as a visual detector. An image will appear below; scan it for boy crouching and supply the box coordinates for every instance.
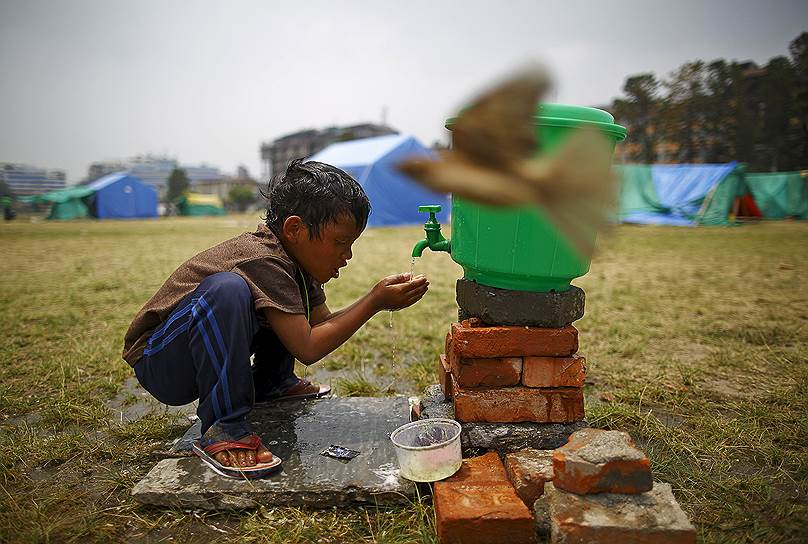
[122,159,428,477]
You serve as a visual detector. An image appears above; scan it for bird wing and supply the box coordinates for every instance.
[450,67,550,169]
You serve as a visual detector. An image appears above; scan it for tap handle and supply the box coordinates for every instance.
[418,205,442,224]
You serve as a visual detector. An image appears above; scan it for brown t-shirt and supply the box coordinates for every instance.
[122,223,326,366]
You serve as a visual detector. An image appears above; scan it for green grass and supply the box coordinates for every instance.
[1,215,806,543]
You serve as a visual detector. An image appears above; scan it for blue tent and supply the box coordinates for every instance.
[86,172,158,219]
[308,134,450,227]
[617,162,746,226]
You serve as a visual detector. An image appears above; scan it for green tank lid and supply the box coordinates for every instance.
[535,103,627,141]
[445,103,627,142]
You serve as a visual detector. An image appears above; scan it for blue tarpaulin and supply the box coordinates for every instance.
[618,162,743,226]
[308,134,450,227]
[87,173,158,219]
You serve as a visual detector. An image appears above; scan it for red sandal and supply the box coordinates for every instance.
[261,378,331,403]
[192,434,282,479]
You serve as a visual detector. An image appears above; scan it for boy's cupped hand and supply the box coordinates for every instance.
[371,273,429,311]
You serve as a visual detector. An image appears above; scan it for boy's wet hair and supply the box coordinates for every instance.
[263,159,371,238]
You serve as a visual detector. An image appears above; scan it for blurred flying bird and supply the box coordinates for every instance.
[397,67,616,258]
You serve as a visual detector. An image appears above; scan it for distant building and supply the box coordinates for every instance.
[1,163,66,196]
[87,155,222,199]
[194,176,259,203]
[260,123,398,180]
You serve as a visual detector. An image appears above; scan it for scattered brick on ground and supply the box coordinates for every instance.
[547,482,696,544]
[503,449,555,507]
[553,428,652,495]
[453,380,584,423]
[434,452,535,543]
[522,355,586,388]
[434,483,536,544]
[450,321,578,359]
[444,451,509,485]
[451,356,522,387]
[438,354,453,400]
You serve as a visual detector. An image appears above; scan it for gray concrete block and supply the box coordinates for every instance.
[462,420,588,456]
[456,279,585,327]
[133,397,416,510]
[547,482,696,543]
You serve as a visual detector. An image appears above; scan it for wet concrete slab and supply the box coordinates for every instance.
[132,397,416,510]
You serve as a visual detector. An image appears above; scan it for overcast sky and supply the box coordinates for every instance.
[1,1,806,182]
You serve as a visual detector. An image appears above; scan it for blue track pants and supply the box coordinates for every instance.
[133,272,299,437]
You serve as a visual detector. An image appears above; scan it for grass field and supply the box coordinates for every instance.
[1,215,806,543]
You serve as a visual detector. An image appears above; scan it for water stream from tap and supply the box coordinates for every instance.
[384,257,419,393]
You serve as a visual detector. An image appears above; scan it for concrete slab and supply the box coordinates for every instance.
[133,397,416,510]
[419,385,587,455]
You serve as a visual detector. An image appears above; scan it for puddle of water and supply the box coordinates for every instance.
[106,376,196,424]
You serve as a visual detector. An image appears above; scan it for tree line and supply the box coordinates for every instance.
[610,32,808,171]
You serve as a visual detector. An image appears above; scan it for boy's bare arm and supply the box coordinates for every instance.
[264,273,428,365]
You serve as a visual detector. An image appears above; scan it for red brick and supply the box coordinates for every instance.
[503,449,555,507]
[434,483,536,544]
[438,354,453,400]
[522,355,586,388]
[548,482,696,543]
[451,356,522,387]
[450,322,577,359]
[452,378,585,423]
[553,428,652,495]
[444,451,509,485]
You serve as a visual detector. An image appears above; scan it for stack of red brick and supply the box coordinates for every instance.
[433,429,696,543]
[439,317,586,424]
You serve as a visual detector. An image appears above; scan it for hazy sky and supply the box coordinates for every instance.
[1,1,806,181]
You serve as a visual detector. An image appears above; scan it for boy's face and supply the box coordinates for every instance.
[281,213,363,284]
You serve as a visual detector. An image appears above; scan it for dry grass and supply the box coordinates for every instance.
[1,215,806,543]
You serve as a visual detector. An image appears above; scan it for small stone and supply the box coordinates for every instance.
[548,482,696,543]
[522,355,586,388]
[504,449,554,507]
[553,428,652,495]
[419,384,455,421]
[451,321,578,359]
[434,483,536,544]
[456,279,585,328]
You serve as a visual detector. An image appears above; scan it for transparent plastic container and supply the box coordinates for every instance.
[390,418,462,482]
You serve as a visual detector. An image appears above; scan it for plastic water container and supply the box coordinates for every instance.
[446,103,627,292]
[390,419,462,482]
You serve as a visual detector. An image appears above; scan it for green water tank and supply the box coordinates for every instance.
[447,103,627,292]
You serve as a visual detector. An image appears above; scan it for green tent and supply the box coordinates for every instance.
[745,172,808,219]
[23,185,96,220]
[617,163,748,226]
[176,192,226,216]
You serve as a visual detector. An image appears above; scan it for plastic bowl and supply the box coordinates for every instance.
[390,418,462,482]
